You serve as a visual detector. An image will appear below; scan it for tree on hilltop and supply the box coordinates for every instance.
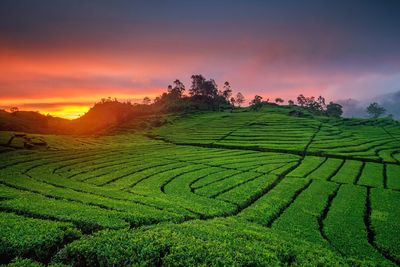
[142,97,151,105]
[296,94,325,113]
[221,81,232,100]
[230,97,236,107]
[169,79,185,98]
[189,75,218,98]
[275,98,284,104]
[366,102,386,118]
[297,94,307,107]
[235,92,245,107]
[250,95,263,111]
[317,96,326,109]
[326,102,343,118]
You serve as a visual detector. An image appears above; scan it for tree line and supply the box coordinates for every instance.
[5,74,389,120]
[143,75,246,112]
[135,74,392,119]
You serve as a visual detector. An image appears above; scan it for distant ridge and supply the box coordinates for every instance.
[0,101,153,135]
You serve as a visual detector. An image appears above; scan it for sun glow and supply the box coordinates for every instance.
[0,93,161,119]
[46,106,90,119]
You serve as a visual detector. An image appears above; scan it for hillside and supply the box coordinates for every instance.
[0,105,399,266]
[0,110,70,134]
[0,101,155,135]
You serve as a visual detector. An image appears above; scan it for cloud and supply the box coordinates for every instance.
[1,0,400,117]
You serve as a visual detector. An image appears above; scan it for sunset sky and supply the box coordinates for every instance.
[1,0,400,118]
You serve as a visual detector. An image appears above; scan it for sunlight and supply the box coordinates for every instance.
[47,105,90,119]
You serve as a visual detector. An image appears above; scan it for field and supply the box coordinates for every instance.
[1,105,400,266]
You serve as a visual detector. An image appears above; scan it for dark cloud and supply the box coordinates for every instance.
[1,0,400,107]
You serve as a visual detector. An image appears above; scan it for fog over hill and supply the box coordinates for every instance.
[337,90,400,119]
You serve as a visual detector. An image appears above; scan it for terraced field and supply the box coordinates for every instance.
[1,105,399,266]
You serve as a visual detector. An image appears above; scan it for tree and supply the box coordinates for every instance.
[317,96,326,109]
[221,81,232,100]
[288,100,294,106]
[189,75,218,98]
[235,92,245,107]
[153,96,161,104]
[230,97,236,107]
[305,96,321,112]
[171,79,185,98]
[275,98,284,104]
[296,94,324,112]
[10,107,19,113]
[326,102,343,118]
[204,79,218,98]
[297,94,307,107]
[189,75,205,96]
[142,97,151,105]
[250,95,263,111]
[366,102,386,118]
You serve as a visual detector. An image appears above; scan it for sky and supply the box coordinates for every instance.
[1,0,400,118]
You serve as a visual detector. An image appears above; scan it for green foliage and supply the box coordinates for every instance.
[386,165,400,190]
[249,95,263,111]
[371,189,400,263]
[367,102,386,118]
[324,185,390,264]
[358,163,384,188]
[1,105,399,266]
[287,156,325,178]
[0,213,80,262]
[238,178,310,225]
[54,219,358,266]
[273,180,338,244]
[326,102,343,117]
[331,160,363,183]
[307,158,343,180]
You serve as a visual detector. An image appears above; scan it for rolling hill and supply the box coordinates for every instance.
[0,104,399,266]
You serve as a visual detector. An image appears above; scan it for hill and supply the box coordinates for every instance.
[0,109,69,134]
[0,104,399,266]
[0,101,155,135]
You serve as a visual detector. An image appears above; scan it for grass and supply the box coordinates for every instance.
[0,106,399,265]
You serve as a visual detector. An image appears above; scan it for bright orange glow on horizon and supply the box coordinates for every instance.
[0,93,161,119]
[0,46,333,118]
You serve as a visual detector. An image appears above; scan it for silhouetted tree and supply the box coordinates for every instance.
[235,92,245,107]
[326,102,343,118]
[297,94,307,107]
[221,81,232,100]
[142,97,151,105]
[153,96,161,104]
[189,74,206,96]
[296,94,325,113]
[250,95,263,111]
[230,97,236,107]
[317,96,326,109]
[275,98,284,104]
[189,75,218,98]
[10,107,19,113]
[288,100,294,106]
[171,79,185,98]
[366,102,386,118]
[305,96,321,112]
[203,79,218,98]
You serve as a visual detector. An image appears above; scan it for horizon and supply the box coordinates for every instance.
[1,0,400,118]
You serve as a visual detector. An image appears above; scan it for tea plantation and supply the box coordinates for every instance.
[0,105,399,266]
